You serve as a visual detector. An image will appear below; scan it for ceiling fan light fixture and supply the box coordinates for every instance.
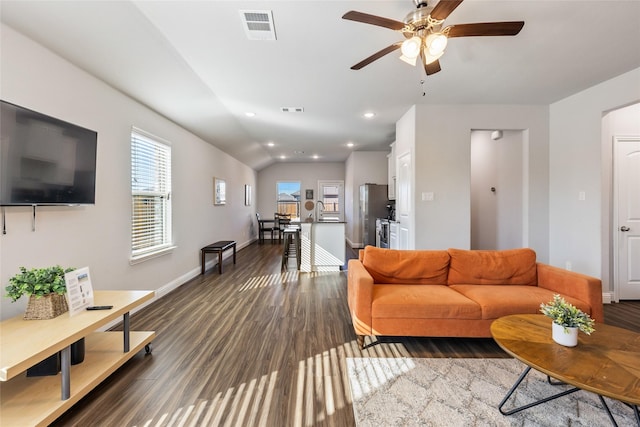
[399,54,418,66]
[400,36,422,58]
[425,32,448,56]
[422,47,444,65]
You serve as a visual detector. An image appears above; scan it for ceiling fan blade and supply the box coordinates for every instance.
[430,0,464,21]
[422,56,442,75]
[342,10,405,31]
[350,42,403,70]
[446,21,525,38]
[425,60,442,75]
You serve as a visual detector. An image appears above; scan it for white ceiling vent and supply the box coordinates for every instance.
[239,10,276,41]
[281,107,304,113]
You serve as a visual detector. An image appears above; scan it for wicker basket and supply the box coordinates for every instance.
[24,293,69,320]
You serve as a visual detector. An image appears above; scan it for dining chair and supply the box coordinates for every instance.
[256,213,275,243]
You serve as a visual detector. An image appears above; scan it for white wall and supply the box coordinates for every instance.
[344,151,388,247]
[549,68,640,284]
[411,105,549,260]
[0,24,257,320]
[256,162,345,224]
[470,130,524,250]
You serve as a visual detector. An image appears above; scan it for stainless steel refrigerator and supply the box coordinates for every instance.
[359,184,389,247]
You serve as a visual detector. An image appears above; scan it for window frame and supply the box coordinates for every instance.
[276,180,301,219]
[130,127,174,264]
[317,180,344,221]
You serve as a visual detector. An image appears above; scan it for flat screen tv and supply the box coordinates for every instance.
[0,100,97,206]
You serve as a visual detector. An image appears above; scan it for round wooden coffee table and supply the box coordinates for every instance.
[491,314,640,425]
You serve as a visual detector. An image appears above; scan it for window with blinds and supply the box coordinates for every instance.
[130,128,173,261]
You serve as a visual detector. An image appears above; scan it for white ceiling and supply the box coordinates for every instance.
[2,0,639,170]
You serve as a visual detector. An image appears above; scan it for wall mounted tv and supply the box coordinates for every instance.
[0,100,97,206]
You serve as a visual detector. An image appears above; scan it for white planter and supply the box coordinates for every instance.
[552,322,579,347]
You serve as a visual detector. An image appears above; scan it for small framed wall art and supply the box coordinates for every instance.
[214,177,226,205]
[305,189,314,200]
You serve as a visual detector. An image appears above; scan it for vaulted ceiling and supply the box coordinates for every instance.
[2,1,639,170]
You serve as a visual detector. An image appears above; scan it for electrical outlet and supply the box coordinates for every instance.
[565,261,572,271]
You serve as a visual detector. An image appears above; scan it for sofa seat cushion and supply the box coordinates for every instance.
[448,248,537,286]
[372,284,481,319]
[362,246,450,285]
[450,285,591,320]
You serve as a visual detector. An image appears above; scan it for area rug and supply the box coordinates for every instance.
[346,357,636,426]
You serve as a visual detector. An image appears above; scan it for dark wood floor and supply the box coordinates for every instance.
[52,242,640,426]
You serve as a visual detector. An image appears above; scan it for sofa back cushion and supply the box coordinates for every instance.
[362,246,450,285]
[447,248,537,286]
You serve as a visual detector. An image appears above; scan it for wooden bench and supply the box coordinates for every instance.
[201,241,236,274]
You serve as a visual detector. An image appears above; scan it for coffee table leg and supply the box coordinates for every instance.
[599,397,640,427]
[499,366,580,416]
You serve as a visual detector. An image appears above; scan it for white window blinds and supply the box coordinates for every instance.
[130,128,172,260]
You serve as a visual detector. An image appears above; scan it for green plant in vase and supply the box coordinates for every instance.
[540,294,595,334]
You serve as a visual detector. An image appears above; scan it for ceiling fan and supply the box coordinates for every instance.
[342,0,524,75]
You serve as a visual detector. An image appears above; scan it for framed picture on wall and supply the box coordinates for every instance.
[244,184,251,206]
[305,189,313,200]
[214,177,226,205]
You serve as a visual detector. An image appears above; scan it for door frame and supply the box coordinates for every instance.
[317,180,344,221]
[612,135,640,301]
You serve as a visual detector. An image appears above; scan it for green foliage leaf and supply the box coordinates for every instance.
[540,294,595,335]
[4,266,75,302]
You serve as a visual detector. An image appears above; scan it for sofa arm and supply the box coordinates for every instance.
[347,259,374,336]
[537,263,604,323]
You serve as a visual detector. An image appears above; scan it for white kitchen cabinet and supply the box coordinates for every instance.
[389,221,399,249]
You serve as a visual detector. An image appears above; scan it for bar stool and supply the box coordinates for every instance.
[281,225,300,271]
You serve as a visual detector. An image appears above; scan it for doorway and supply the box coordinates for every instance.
[317,180,344,221]
[470,130,526,250]
[614,135,640,299]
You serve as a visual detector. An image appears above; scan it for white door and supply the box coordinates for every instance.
[317,180,344,221]
[614,136,640,299]
[397,151,413,249]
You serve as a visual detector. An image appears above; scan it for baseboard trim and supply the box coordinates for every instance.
[347,237,363,249]
[602,292,614,304]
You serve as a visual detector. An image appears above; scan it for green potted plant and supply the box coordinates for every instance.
[5,265,75,320]
[540,294,595,347]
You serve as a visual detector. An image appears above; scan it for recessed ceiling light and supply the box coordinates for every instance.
[312,155,319,159]
[245,112,256,117]
[347,142,355,148]
[267,142,275,147]
[363,112,375,119]
[279,155,286,159]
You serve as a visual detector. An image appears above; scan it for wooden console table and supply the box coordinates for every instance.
[0,290,156,426]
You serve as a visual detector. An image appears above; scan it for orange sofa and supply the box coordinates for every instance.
[347,246,603,348]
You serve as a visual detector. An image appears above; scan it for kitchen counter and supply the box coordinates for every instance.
[299,222,345,272]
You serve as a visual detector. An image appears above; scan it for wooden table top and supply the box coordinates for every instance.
[1,290,154,382]
[491,314,640,405]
